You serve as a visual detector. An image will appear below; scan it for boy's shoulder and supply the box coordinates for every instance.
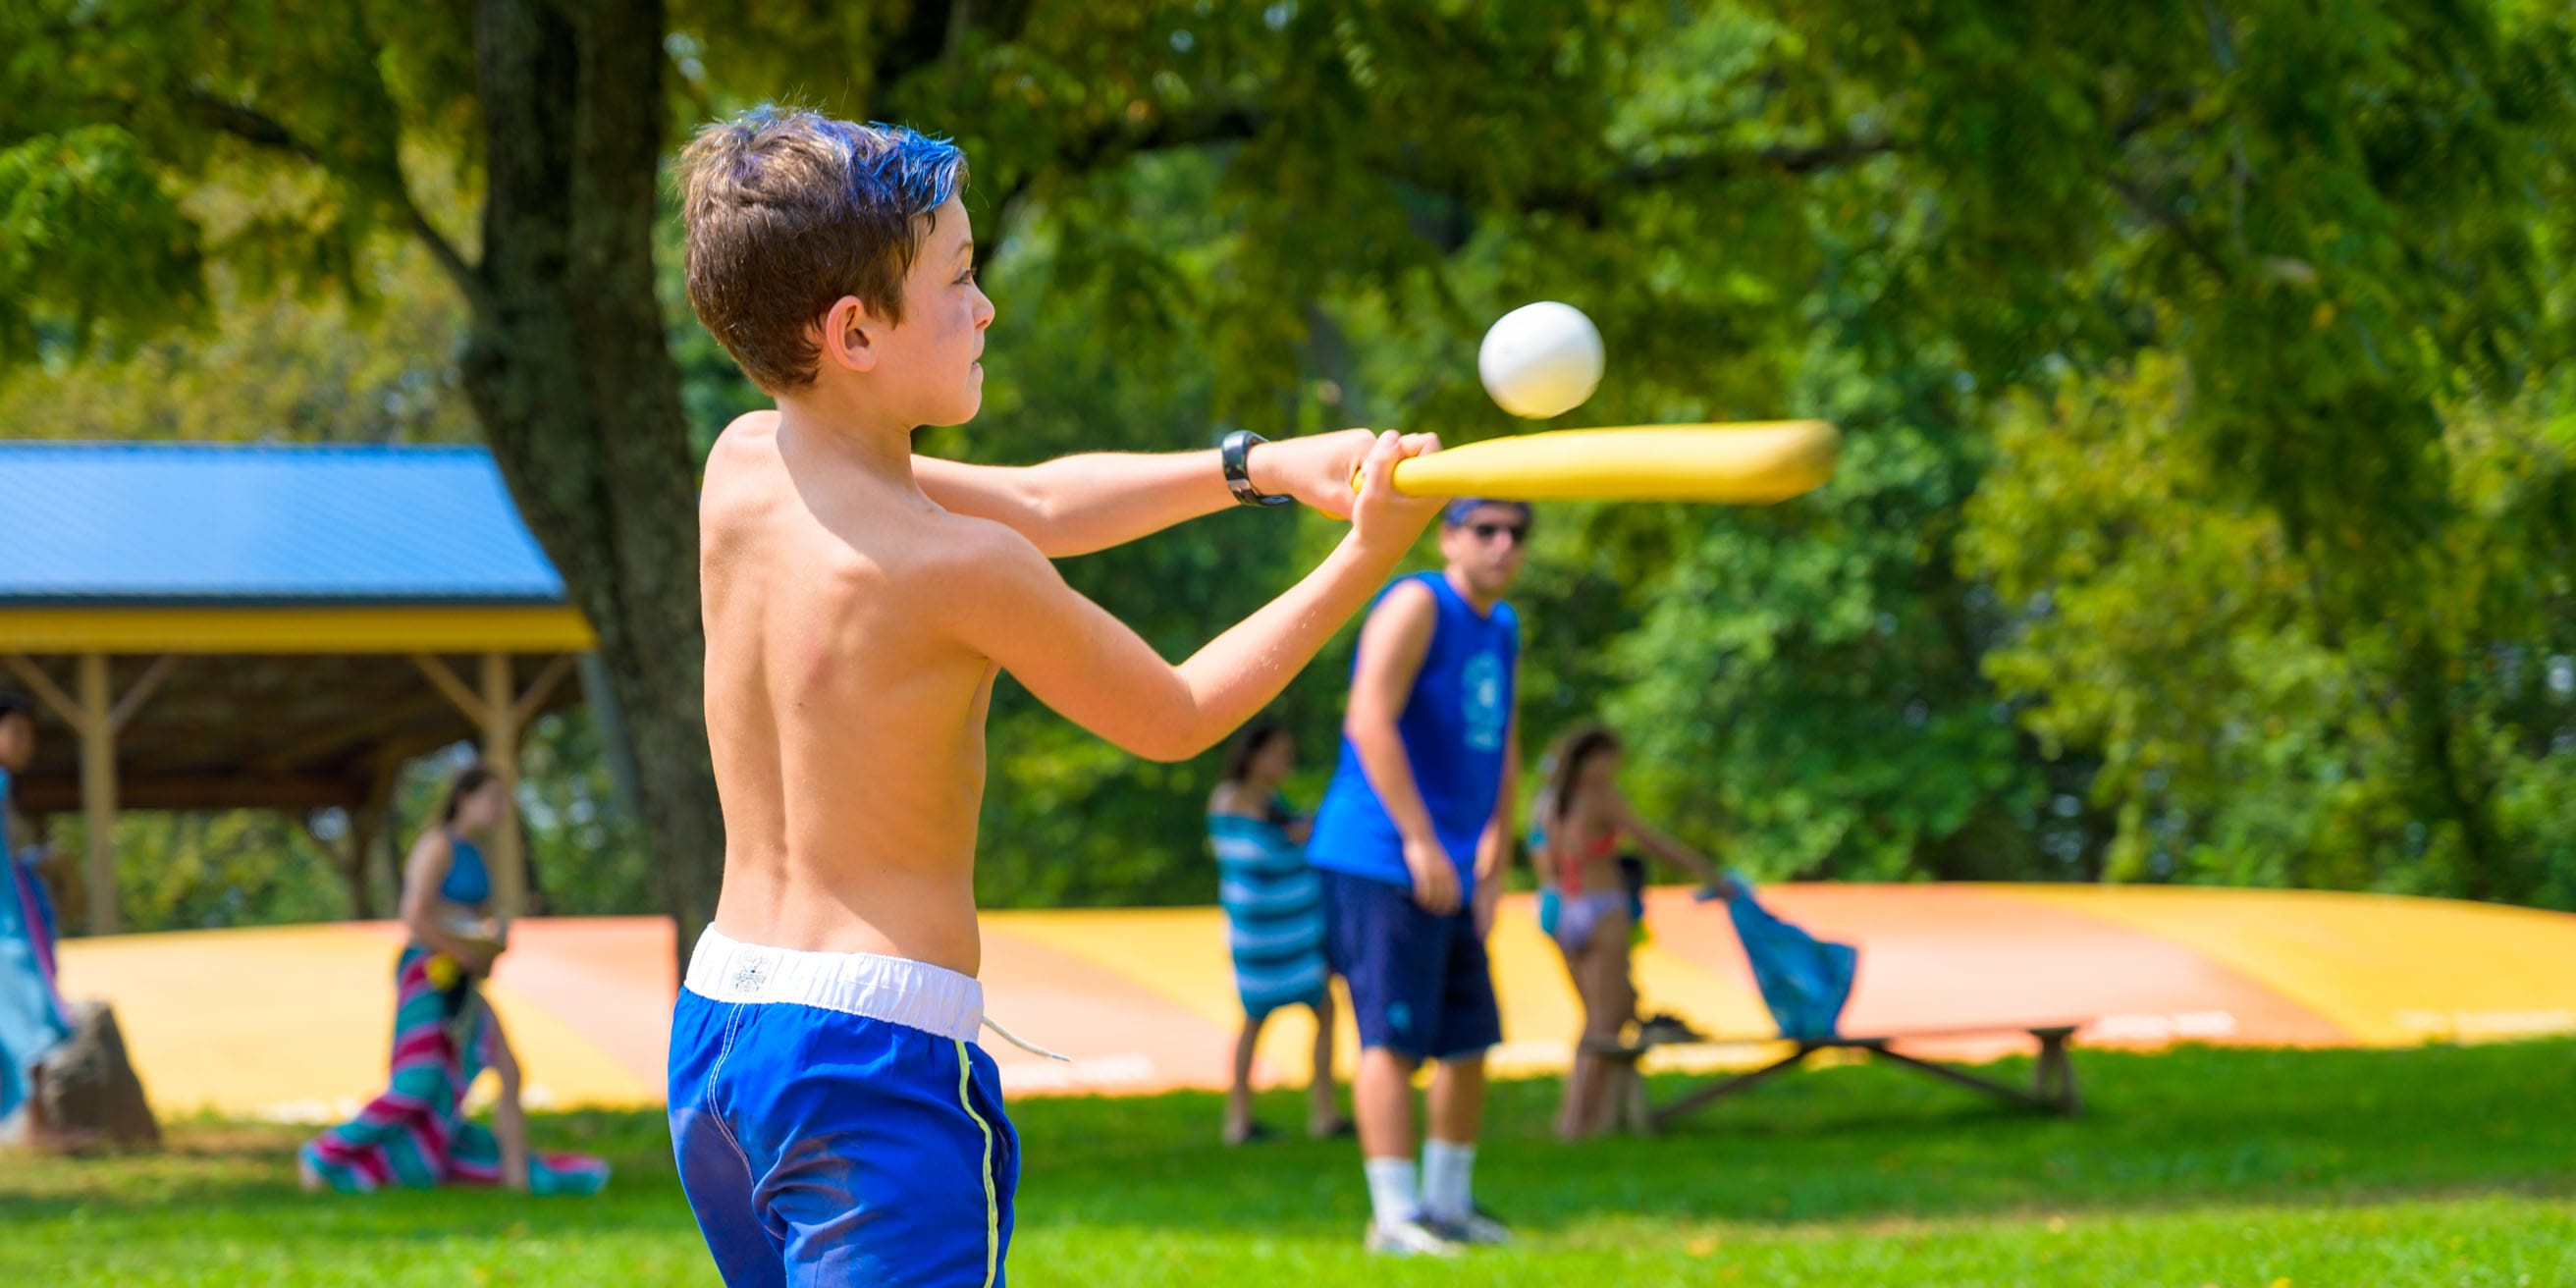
[699,411,781,517]
[704,408,784,470]
[696,410,1047,591]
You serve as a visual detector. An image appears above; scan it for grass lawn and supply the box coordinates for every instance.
[5,1040,2572,1286]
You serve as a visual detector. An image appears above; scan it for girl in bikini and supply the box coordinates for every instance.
[1533,724,1731,1141]
[300,766,606,1194]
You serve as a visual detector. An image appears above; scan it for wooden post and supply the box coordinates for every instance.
[345,759,400,922]
[479,652,527,922]
[77,653,120,936]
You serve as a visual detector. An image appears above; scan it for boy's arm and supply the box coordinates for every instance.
[942,431,1442,763]
[917,428,1376,559]
[1340,582,1463,914]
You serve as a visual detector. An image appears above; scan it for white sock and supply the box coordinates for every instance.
[1421,1139,1476,1220]
[1363,1156,1421,1229]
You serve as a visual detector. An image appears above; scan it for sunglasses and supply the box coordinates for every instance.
[1464,521,1530,545]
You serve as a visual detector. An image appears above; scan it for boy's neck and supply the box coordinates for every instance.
[776,389,919,488]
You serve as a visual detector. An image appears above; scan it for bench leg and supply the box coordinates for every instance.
[1873,1046,2060,1113]
[1647,1046,1813,1133]
[2034,1034,2082,1116]
[1619,1059,1653,1137]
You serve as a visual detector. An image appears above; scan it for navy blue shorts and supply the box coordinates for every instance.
[669,931,1019,1288]
[1317,869,1502,1061]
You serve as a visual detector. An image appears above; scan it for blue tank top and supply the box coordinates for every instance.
[1307,571,1519,894]
[440,834,492,908]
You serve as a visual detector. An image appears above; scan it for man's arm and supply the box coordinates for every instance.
[942,431,1441,762]
[917,428,1377,559]
[1340,581,1467,914]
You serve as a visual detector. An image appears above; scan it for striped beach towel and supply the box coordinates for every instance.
[299,945,608,1195]
[1209,806,1330,1021]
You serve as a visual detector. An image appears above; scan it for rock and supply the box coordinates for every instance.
[36,1000,159,1151]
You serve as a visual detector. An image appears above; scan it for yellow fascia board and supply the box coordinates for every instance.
[0,606,597,654]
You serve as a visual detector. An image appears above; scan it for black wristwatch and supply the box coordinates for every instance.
[1219,429,1291,508]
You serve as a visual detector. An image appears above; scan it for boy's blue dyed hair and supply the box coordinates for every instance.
[678,106,969,392]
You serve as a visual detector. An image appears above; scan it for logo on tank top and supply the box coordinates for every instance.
[1463,650,1506,752]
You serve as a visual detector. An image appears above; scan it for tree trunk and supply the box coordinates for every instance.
[464,0,723,980]
[2405,641,2511,903]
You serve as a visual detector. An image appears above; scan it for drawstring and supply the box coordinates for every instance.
[982,1015,1071,1062]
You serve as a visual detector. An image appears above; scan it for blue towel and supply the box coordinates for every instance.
[1725,882,1859,1041]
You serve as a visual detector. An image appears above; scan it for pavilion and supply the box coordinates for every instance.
[0,442,594,934]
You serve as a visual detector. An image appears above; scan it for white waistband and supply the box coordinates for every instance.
[684,927,985,1044]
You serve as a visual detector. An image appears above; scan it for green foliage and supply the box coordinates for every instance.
[0,127,205,356]
[9,1042,2576,1285]
[0,244,472,444]
[0,0,480,349]
[1962,357,2576,898]
[36,810,353,934]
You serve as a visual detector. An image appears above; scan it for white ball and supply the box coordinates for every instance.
[1477,301,1603,419]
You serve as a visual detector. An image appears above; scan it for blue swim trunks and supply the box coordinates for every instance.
[1317,869,1501,1062]
[669,929,1020,1288]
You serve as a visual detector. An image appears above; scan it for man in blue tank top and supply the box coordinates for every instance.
[1308,498,1529,1256]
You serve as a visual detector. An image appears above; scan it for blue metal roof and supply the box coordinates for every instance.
[0,442,571,605]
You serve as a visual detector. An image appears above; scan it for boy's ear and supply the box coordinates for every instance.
[816,295,885,374]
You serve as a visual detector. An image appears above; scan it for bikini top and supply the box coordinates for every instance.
[1550,817,1622,894]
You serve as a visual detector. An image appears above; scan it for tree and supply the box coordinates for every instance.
[6,0,719,953]
[1961,354,2576,904]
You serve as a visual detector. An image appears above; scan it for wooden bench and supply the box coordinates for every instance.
[1589,1022,2085,1136]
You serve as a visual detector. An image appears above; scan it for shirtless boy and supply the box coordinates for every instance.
[669,108,1443,1288]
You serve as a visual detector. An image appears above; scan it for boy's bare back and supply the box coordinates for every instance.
[699,407,1437,976]
[701,410,1005,973]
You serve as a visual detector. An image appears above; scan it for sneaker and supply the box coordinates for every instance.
[1424,1205,1513,1247]
[1365,1216,1463,1257]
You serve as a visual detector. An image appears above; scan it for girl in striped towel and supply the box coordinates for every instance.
[298,766,607,1195]
[1208,720,1352,1146]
